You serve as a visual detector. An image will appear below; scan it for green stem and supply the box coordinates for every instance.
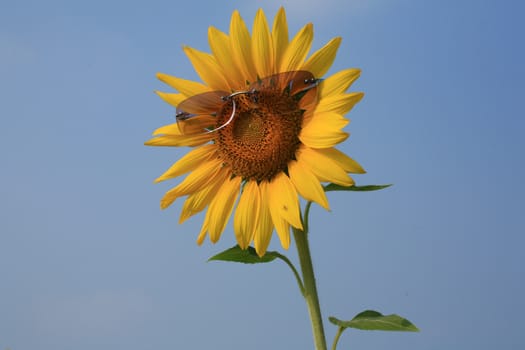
[331,327,344,350]
[293,226,327,350]
[303,200,313,233]
[275,252,305,296]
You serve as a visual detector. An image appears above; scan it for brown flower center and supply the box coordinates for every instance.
[215,90,304,181]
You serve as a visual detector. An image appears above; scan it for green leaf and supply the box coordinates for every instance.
[329,310,419,332]
[208,245,278,264]
[324,183,392,192]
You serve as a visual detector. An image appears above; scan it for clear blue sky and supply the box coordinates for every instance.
[1,0,524,349]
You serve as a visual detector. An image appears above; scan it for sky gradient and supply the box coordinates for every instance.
[1,0,524,349]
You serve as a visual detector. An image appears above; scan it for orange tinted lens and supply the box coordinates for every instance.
[177,114,218,135]
[176,90,228,115]
[176,91,229,135]
[249,71,319,97]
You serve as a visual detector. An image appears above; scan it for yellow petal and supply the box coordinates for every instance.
[157,73,210,96]
[144,133,212,147]
[268,172,303,230]
[180,187,212,224]
[229,10,257,83]
[316,92,364,115]
[306,111,349,127]
[180,168,230,223]
[288,160,329,210]
[154,144,217,183]
[300,112,349,148]
[279,23,313,73]
[253,182,274,256]
[317,148,366,174]
[302,37,341,78]
[297,147,354,186]
[208,26,244,88]
[152,123,181,136]
[320,68,361,98]
[300,129,349,149]
[183,46,230,91]
[207,176,242,243]
[160,158,223,209]
[233,180,260,249]
[252,9,274,78]
[263,180,291,250]
[196,214,209,245]
[155,91,185,107]
[152,119,216,136]
[272,7,289,71]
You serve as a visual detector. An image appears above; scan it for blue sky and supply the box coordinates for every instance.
[1,0,524,349]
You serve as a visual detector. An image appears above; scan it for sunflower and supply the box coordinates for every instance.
[146,7,365,256]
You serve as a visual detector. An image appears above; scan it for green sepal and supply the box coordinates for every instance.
[329,310,419,332]
[324,183,392,192]
[208,245,278,264]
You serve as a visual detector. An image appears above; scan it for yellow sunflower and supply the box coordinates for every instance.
[146,7,365,256]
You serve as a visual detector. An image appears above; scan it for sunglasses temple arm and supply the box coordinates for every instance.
[206,99,237,133]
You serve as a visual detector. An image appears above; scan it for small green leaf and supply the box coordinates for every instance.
[324,183,392,192]
[329,310,419,332]
[208,245,278,264]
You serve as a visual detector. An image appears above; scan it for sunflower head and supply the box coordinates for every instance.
[146,8,365,256]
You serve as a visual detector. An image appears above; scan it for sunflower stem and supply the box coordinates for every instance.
[293,226,327,350]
